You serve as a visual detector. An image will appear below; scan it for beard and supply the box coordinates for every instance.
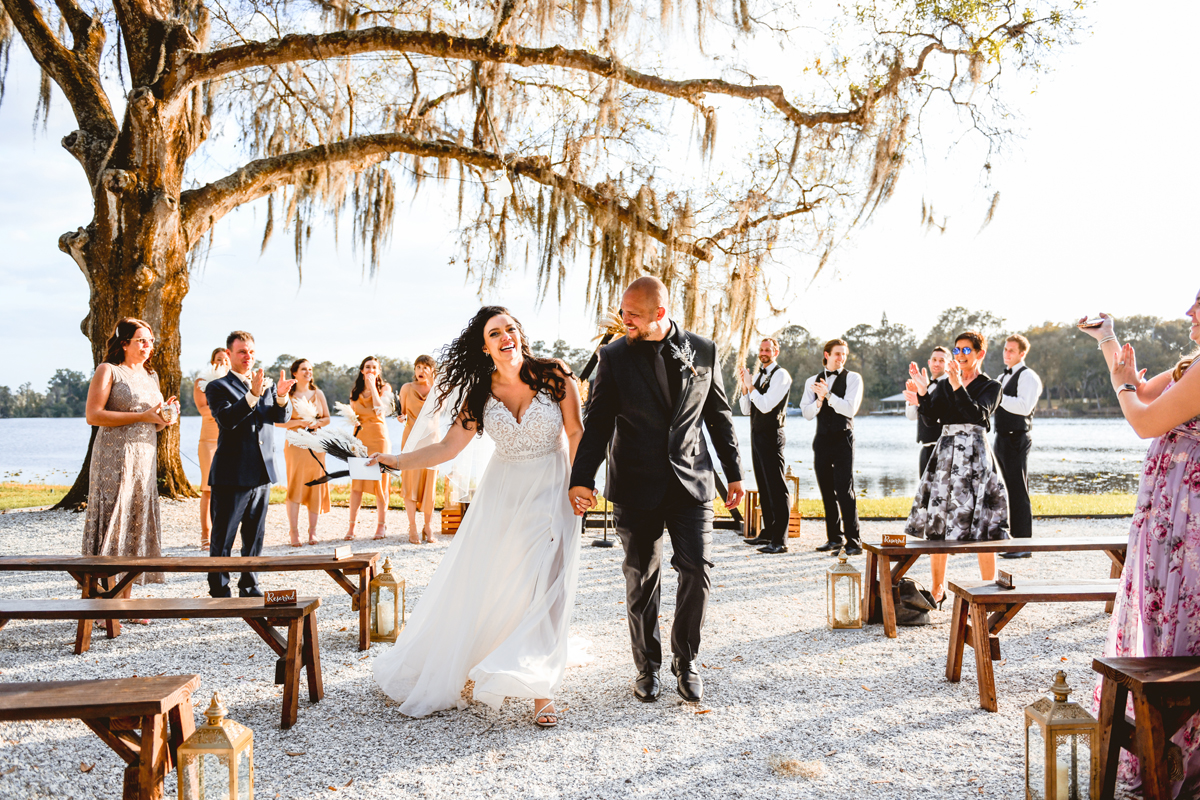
[625,326,649,342]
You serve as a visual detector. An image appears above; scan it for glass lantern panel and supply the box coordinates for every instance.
[237,750,252,800]
[179,754,201,800]
[1027,723,1046,800]
[833,576,856,624]
[198,753,231,800]
[376,586,397,637]
[1055,733,1091,800]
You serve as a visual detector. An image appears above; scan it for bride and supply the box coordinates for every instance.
[367,306,586,726]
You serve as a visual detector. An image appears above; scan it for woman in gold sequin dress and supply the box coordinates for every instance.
[83,318,179,616]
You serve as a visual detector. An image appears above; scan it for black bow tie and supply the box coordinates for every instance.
[1003,367,1013,375]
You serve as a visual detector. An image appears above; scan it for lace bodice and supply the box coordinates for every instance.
[485,393,565,462]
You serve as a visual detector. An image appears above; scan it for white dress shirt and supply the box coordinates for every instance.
[800,369,863,420]
[998,360,1043,417]
[739,362,793,415]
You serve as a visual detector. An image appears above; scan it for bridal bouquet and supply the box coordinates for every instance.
[194,363,229,392]
[286,427,367,461]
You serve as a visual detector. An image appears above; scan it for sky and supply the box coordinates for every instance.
[1,2,1196,389]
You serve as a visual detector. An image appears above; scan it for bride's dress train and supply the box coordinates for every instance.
[372,393,590,717]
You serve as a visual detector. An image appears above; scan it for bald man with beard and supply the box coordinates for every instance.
[569,277,744,705]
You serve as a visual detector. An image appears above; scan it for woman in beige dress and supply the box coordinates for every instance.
[83,318,179,619]
[277,358,332,545]
[348,356,392,540]
[398,355,439,544]
[194,347,230,549]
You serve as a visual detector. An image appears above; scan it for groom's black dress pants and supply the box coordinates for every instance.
[613,478,713,674]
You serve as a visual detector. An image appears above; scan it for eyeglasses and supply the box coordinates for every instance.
[952,346,975,355]
[132,338,155,346]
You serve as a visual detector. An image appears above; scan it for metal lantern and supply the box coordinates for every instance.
[177,692,253,800]
[785,465,801,513]
[826,549,862,629]
[369,557,405,643]
[1024,671,1098,800]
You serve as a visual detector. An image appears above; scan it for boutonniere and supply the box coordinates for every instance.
[669,340,698,376]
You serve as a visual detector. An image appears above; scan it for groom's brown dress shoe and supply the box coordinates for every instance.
[634,672,661,702]
[672,657,703,703]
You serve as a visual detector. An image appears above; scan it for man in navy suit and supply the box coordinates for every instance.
[204,330,294,597]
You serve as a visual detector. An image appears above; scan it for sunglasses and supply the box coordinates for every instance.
[952,346,975,355]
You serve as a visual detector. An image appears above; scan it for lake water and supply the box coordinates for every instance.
[0,414,1150,498]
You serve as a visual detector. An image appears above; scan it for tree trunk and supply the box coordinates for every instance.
[52,66,202,508]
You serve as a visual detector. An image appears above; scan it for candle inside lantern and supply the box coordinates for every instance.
[835,600,850,624]
[377,598,394,636]
[1055,758,1069,799]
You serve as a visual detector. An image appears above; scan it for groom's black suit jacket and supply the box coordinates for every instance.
[570,324,743,510]
[205,372,291,487]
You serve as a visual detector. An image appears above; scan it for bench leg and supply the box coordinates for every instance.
[166,695,195,771]
[1097,676,1127,800]
[134,713,168,800]
[75,575,96,655]
[968,601,998,712]
[281,618,302,729]
[946,594,969,682]
[863,550,879,625]
[359,567,370,651]
[879,556,898,639]
[303,611,325,703]
[1134,691,1173,800]
[1106,552,1124,614]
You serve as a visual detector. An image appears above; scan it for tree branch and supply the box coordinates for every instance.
[173,27,912,129]
[178,131,714,260]
[1,0,117,182]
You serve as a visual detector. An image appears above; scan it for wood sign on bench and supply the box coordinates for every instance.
[0,553,380,651]
[0,597,323,729]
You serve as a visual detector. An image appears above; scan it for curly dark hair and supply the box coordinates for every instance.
[436,306,572,434]
[350,355,389,402]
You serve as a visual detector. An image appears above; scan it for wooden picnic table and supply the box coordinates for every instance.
[0,552,379,651]
[0,674,200,799]
[945,579,1119,711]
[1093,657,1200,800]
[0,597,322,729]
[861,537,1127,638]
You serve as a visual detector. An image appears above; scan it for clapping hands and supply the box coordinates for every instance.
[945,359,963,390]
[1110,342,1146,390]
[276,368,296,398]
[813,378,829,401]
[907,362,930,394]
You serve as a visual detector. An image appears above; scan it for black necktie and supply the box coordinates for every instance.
[652,344,673,408]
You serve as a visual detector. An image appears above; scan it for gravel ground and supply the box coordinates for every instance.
[0,500,1131,799]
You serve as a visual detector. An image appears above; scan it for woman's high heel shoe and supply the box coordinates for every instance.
[373,524,388,540]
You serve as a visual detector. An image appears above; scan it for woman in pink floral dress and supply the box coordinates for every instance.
[1083,290,1200,796]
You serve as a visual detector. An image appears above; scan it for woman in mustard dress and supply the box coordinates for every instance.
[399,355,439,544]
[348,355,392,540]
[276,358,332,546]
[194,347,230,549]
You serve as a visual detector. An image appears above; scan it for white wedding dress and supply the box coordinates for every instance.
[372,392,589,717]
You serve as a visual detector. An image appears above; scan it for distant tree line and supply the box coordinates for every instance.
[726,307,1194,415]
[3,317,1189,419]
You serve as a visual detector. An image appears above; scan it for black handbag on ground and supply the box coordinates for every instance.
[895,577,937,626]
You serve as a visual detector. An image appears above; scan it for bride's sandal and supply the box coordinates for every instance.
[533,700,558,728]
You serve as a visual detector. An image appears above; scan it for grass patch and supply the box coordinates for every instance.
[0,482,69,511]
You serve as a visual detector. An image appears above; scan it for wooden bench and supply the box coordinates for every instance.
[0,597,322,729]
[0,674,199,800]
[862,537,1127,638]
[0,553,379,651]
[1093,657,1200,800]
[945,579,1119,711]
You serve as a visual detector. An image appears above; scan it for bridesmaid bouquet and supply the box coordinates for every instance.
[377,388,398,418]
[194,363,229,392]
[334,401,360,427]
[292,396,319,424]
[286,427,368,461]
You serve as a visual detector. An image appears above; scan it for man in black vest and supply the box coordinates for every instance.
[737,337,793,554]
[801,339,864,555]
[995,334,1043,559]
[904,346,950,477]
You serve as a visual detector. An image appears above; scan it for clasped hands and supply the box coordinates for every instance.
[567,481,745,517]
[146,396,180,426]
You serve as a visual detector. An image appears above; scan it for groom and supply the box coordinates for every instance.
[570,277,744,704]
